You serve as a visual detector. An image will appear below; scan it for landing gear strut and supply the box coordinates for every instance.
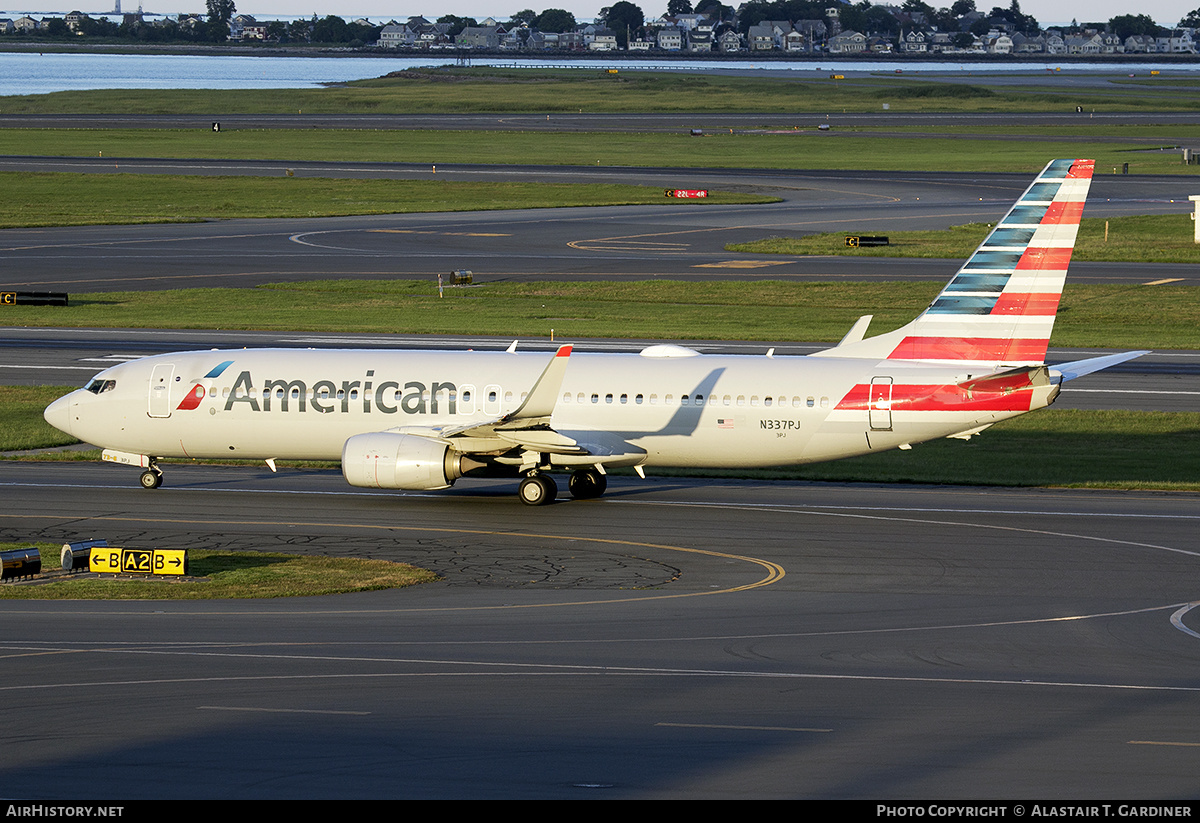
[518,473,557,506]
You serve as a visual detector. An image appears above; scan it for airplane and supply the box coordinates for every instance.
[43,158,1147,505]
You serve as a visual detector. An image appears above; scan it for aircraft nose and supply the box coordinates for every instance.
[43,394,73,436]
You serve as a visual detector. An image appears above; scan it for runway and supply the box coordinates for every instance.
[3,462,1200,798]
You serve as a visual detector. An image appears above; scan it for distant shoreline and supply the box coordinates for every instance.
[0,41,1198,63]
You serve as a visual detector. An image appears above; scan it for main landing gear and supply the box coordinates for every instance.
[518,468,608,506]
[518,473,556,506]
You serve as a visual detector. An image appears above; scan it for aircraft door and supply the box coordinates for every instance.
[869,376,893,431]
[148,363,176,418]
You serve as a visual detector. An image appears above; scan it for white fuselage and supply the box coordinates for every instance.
[45,346,1056,470]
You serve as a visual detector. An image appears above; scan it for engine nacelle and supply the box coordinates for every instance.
[341,432,465,490]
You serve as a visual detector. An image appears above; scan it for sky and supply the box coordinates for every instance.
[197,0,1194,27]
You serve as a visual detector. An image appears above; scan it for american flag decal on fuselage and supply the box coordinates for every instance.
[888,158,1093,366]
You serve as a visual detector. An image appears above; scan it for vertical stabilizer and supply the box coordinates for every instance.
[815,159,1093,367]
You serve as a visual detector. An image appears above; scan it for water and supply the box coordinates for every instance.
[0,50,1196,96]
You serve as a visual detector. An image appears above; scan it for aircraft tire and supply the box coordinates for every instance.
[518,474,556,506]
[568,469,607,499]
[139,469,163,490]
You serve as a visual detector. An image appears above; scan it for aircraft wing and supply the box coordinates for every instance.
[401,345,590,455]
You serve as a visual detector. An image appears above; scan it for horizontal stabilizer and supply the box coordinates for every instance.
[1050,350,1151,382]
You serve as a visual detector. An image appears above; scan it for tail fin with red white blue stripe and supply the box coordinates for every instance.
[814,158,1093,367]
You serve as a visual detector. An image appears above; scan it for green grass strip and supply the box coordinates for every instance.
[0,544,438,599]
[787,409,1200,489]
[0,127,1196,175]
[729,214,1200,264]
[1,386,81,450]
[5,69,1200,114]
[4,280,1194,349]
[0,171,771,228]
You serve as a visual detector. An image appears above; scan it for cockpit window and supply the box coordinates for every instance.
[85,379,116,394]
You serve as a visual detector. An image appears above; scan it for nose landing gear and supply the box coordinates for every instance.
[139,461,163,490]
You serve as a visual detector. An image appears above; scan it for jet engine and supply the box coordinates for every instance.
[341,432,467,490]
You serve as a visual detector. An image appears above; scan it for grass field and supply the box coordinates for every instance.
[0,543,438,599]
[0,172,773,228]
[729,213,1200,264]
[5,68,1200,114]
[0,127,1195,176]
[1,279,1192,349]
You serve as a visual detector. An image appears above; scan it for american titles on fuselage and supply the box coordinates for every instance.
[143,366,832,417]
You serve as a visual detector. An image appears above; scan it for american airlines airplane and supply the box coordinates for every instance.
[43,159,1146,505]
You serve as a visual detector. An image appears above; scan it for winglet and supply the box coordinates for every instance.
[501,344,573,422]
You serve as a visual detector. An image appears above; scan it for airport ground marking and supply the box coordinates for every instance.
[693,261,790,269]
[7,653,1200,696]
[1169,603,1200,640]
[0,510,784,606]
[656,722,832,733]
[567,207,1015,255]
[197,705,370,715]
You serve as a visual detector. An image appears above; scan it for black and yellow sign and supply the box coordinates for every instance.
[90,548,187,576]
[0,291,68,306]
[845,235,890,248]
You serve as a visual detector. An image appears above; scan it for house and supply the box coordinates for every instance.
[747,24,774,50]
[1124,34,1153,53]
[456,26,503,49]
[688,26,713,51]
[718,28,742,52]
[828,30,867,53]
[900,29,928,53]
[986,32,1013,54]
[585,26,617,50]
[379,23,414,48]
[657,26,683,50]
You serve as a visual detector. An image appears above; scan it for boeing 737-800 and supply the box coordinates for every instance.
[43,159,1146,504]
